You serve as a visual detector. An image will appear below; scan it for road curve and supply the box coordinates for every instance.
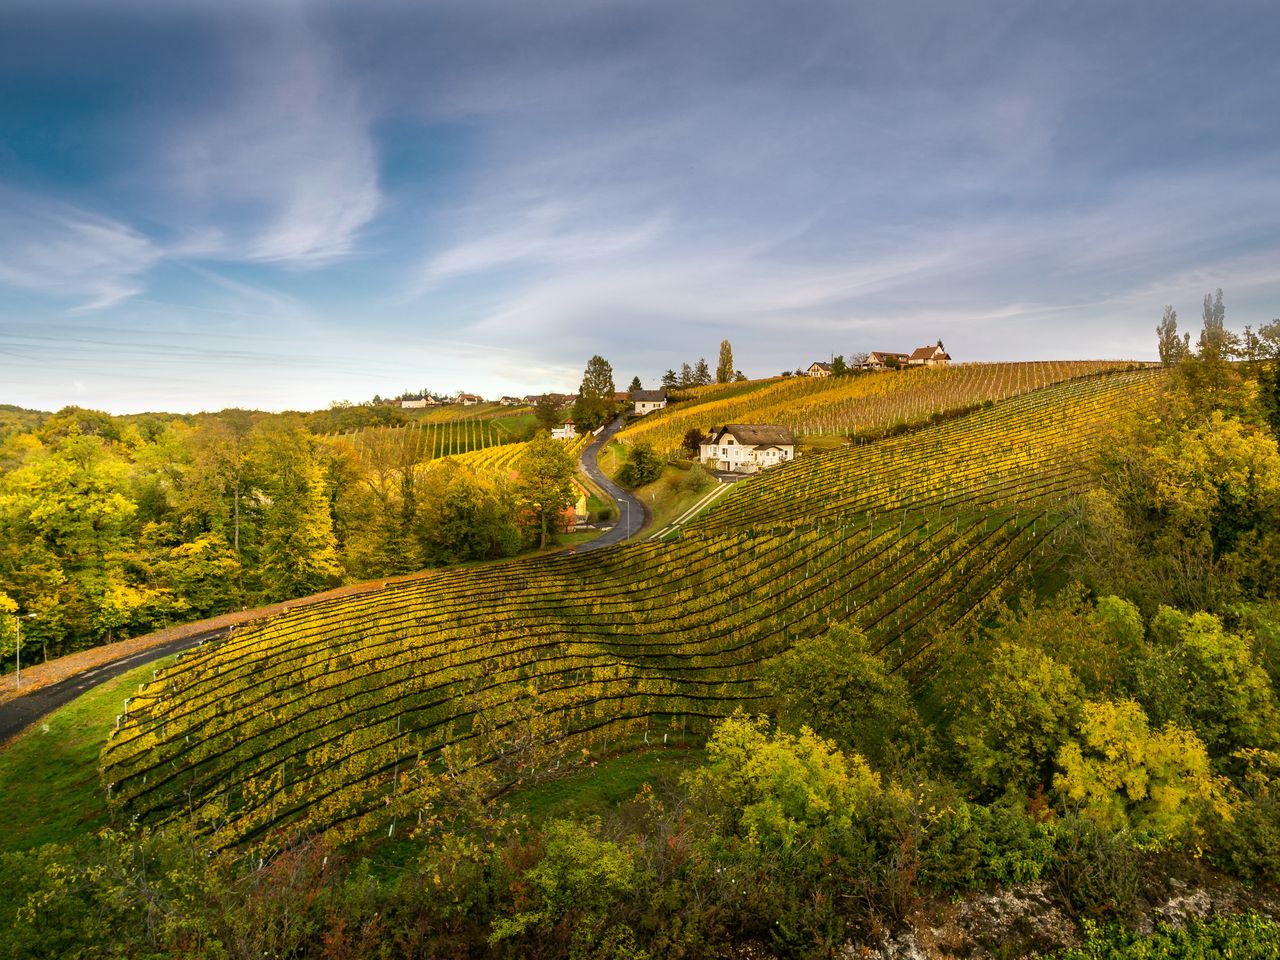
[577,416,648,552]
[0,627,228,745]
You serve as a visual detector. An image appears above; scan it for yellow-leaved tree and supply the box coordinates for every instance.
[1054,699,1226,847]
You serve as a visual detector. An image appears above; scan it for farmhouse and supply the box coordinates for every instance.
[908,344,951,367]
[699,424,796,474]
[806,361,832,378]
[551,419,577,440]
[861,351,912,371]
[632,389,668,415]
[457,393,484,406]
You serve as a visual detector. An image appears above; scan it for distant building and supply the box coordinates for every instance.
[861,351,912,371]
[806,361,832,378]
[908,344,951,367]
[498,396,522,406]
[632,389,668,416]
[400,398,430,409]
[699,424,796,474]
[551,419,577,440]
[457,393,484,406]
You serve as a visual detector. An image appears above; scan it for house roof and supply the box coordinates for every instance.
[867,351,911,362]
[909,345,949,361]
[808,361,832,371]
[633,389,667,402]
[715,424,796,446]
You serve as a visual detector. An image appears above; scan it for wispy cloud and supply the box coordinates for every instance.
[0,190,164,309]
[164,12,381,265]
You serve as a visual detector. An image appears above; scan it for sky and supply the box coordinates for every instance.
[1,0,1279,414]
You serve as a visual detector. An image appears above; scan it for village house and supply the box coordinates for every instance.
[551,419,577,440]
[632,389,668,415]
[498,396,522,406]
[806,361,832,378]
[699,424,797,474]
[861,351,912,371]
[908,344,951,367]
[457,392,484,406]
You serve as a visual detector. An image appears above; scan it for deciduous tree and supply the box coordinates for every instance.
[571,355,616,432]
[516,432,577,548]
[716,340,734,384]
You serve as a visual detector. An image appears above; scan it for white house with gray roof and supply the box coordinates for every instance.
[699,424,796,473]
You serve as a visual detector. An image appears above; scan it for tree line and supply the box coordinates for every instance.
[0,411,579,669]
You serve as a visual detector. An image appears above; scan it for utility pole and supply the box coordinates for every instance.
[14,613,36,690]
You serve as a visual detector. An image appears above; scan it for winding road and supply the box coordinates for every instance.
[0,417,651,745]
[0,627,229,744]
[576,415,649,551]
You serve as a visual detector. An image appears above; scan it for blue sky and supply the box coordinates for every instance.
[1,0,1278,413]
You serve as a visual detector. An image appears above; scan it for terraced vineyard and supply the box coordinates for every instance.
[620,360,1139,453]
[101,368,1164,852]
[450,431,592,474]
[332,414,523,466]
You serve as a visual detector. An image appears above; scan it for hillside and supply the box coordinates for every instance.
[101,367,1164,852]
[618,360,1139,453]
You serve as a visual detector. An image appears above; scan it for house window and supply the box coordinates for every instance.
[721,448,727,457]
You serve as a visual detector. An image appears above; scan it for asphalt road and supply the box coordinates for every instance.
[0,627,228,745]
[577,416,649,552]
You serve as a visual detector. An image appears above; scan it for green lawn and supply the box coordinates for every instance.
[631,465,718,536]
[506,745,701,822]
[0,656,174,854]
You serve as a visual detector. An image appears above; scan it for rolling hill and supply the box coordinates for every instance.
[100,366,1164,853]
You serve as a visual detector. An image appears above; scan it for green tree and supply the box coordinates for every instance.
[627,376,643,395]
[678,362,694,387]
[1077,408,1280,611]
[618,440,663,487]
[764,623,920,767]
[0,430,147,654]
[985,589,1143,697]
[1157,305,1190,364]
[660,369,678,389]
[716,339,734,384]
[246,419,342,599]
[1136,608,1280,759]
[533,393,564,433]
[830,355,848,376]
[693,357,712,386]
[571,355,616,432]
[950,641,1085,799]
[686,713,881,854]
[1055,699,1223,844]
[426,470,522,563]
[516,432,577,548]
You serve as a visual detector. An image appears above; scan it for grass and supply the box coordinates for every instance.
[0,656,175,854]
[553,529,606,550]
[505,745,701,822]
[631,465,719,536]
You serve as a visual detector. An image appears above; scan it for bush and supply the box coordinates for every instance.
[1052,815,1141,918]
[1210,797,1280,885]
[919,797,1057,892]
[618,441,664,488]
[1054,913,1280,958]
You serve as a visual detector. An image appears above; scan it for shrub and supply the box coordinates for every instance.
[1052,815,1141,918]
[1054,913,1280,958]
